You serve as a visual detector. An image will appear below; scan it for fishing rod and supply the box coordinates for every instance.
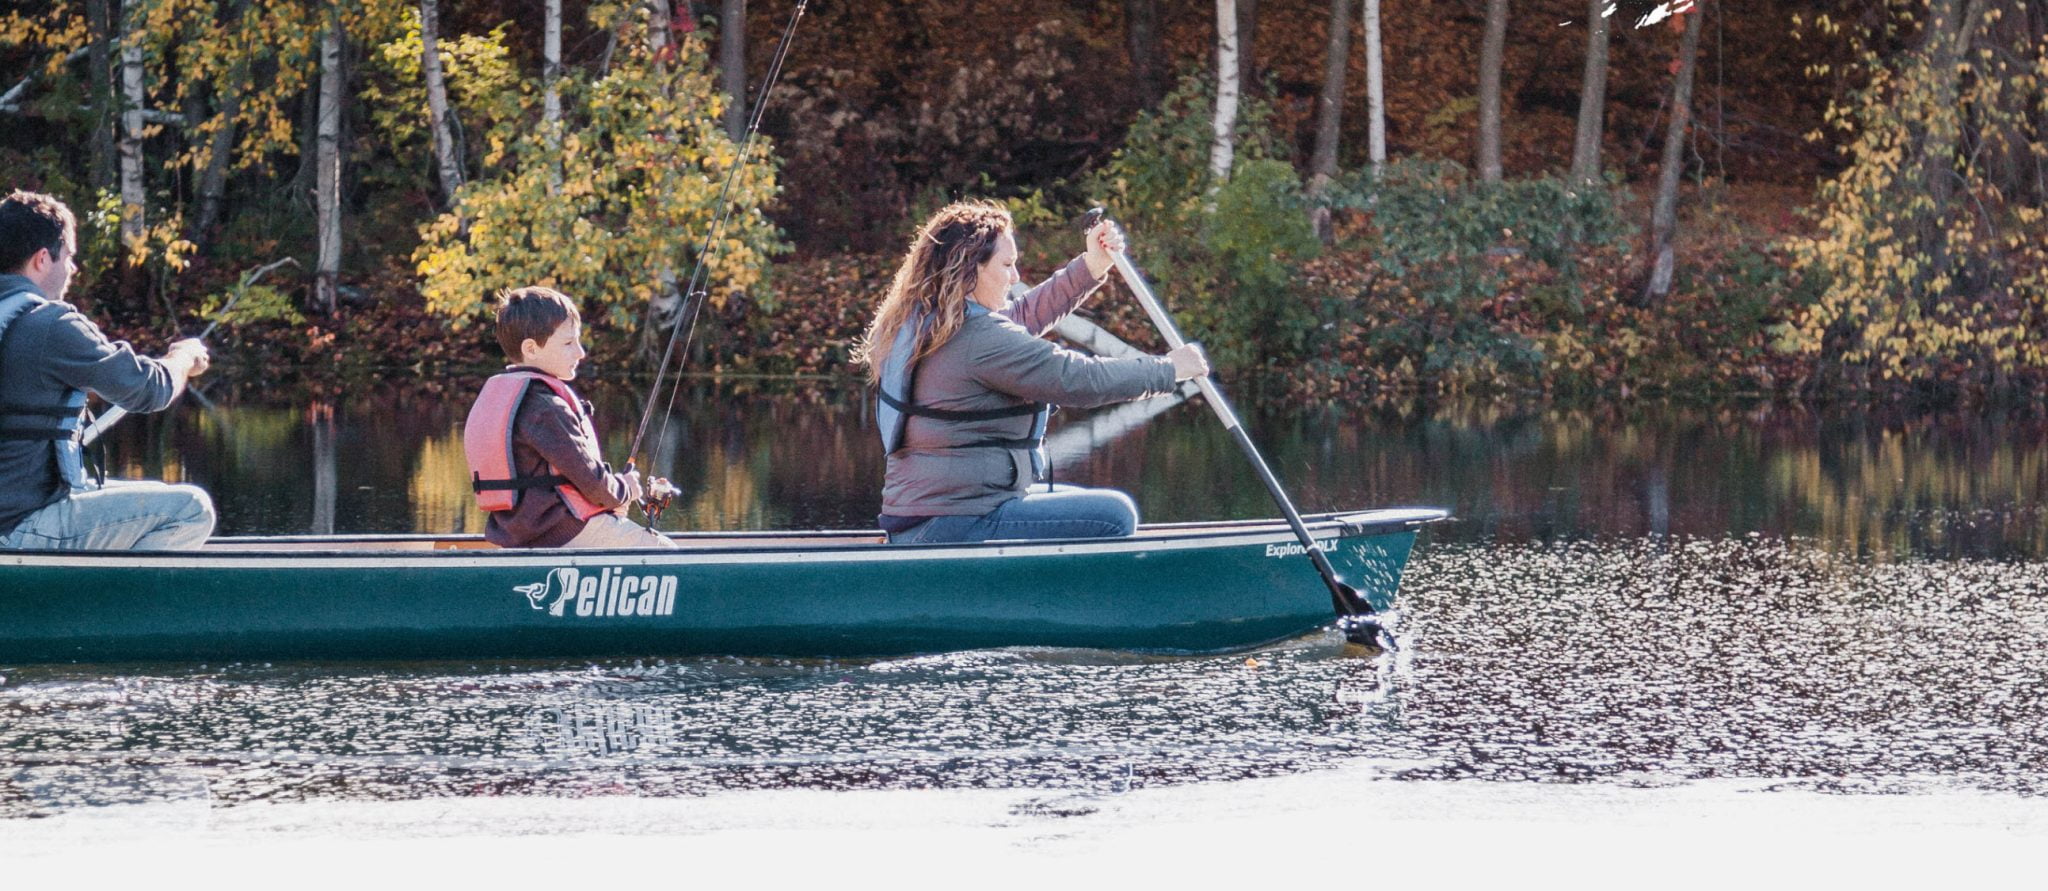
[79,257,297,447]
[627,0,810,468]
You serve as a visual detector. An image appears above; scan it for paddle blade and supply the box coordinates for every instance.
[1332,581,1397,650]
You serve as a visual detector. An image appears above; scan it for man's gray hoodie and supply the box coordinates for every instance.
[0,274,181,534]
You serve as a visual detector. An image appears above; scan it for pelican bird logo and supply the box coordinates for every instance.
[513,568,584,616]
[514,581,549,610]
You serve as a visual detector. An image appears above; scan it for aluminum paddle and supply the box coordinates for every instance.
[1087,208,1390,649]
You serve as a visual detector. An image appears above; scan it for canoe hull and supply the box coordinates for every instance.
[0,509,1441,662]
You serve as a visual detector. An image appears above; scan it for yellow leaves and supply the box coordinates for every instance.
[415,31,785,349]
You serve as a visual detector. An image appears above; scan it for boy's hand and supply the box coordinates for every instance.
[621,468,646,505]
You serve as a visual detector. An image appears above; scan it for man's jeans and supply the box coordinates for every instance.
[889,484,1140,544]
[0,480,216,551]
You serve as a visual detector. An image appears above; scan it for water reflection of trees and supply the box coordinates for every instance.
[97,382,2048,557]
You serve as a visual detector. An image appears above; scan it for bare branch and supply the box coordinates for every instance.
[0,47,91,112]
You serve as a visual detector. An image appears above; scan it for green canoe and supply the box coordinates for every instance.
[0,508,1445,663]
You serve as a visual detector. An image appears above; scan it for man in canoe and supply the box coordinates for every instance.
[462,286,677,549]
[858,200,1208,544]
[0,190,217,550]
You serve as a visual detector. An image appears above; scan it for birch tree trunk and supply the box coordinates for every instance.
[1569,0,1611,185]
[1308,0,1353,242]
[720,0,746,141]
[544,0,562,134]
[1123,0,1163,107]
[420,0,464,209]
[1642,5,1706,304]
[1477,0,1510,183]
[1363,0,1385,172]
[1210,0,1239,184]
[314,9,344,314]
[118,6,145,252]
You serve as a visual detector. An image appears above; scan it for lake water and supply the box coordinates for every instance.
[6,379,2048,875]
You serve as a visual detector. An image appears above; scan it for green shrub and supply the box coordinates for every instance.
[1083,72,1316,370]
[1330,160,1632,385]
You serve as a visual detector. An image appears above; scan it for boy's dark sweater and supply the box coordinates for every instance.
[483,368,630,548]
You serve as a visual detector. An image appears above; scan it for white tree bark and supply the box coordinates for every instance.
[118,10,145,250]
[1362,0,1385,172]
[645,0,671,54]
[1210,0,1239,183]
[544,0,562,133]
[315,12,344,313]
[420,0,464,209]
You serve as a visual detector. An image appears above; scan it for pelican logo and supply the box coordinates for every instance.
[515,567,679,618]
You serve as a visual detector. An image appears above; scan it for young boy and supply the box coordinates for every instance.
[462,287,676,549]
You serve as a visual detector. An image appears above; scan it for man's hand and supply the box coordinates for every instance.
[164,338,211,379]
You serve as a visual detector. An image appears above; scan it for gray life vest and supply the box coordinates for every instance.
[876,312,1051,481]
[0,288,93,491]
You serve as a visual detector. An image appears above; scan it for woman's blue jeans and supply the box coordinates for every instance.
[889,484,1140,544]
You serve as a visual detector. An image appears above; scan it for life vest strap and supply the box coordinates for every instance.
[878,388,1042,422]
[0,430,75,441]
[472,472,571,493]
[958,437,1040,450]
[0,404,80,418]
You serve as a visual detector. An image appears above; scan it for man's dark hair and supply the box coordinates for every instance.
[494,286,580,361]
[0,190,76,274]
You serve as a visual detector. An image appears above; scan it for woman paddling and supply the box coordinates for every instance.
[858,200,1209,544]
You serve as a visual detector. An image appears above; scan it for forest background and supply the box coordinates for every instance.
[2,0,2044,405]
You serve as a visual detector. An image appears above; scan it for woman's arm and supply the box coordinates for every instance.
[1001,219,1125,335]
[968,323,1178,409]
[1002,256,1107,337]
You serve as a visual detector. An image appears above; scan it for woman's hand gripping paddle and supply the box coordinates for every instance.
[1083,208,1392,650]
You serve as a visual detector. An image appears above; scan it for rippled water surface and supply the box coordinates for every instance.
[9,383,2048,833]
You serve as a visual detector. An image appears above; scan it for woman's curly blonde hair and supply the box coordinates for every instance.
[856,200,1013,382]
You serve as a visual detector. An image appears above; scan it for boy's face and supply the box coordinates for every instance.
[521,318,586,381]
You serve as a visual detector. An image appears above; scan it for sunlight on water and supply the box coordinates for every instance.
[5,535,2044,817]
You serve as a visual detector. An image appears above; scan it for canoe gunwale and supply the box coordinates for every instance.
[1,507,1448,566]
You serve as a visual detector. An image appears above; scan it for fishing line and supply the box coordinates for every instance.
[628,0,811,472]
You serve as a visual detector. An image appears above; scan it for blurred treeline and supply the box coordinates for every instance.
[2,0,2044,402]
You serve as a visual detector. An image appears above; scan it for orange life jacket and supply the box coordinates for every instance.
[463,371,613,520]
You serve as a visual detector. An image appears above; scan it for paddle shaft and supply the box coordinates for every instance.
[1107,249,1371,619]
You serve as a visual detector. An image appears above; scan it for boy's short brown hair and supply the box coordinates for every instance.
[494,287,580,361]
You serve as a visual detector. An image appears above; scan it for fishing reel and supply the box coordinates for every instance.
[638,476,679,528]
[624,458,679,528]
